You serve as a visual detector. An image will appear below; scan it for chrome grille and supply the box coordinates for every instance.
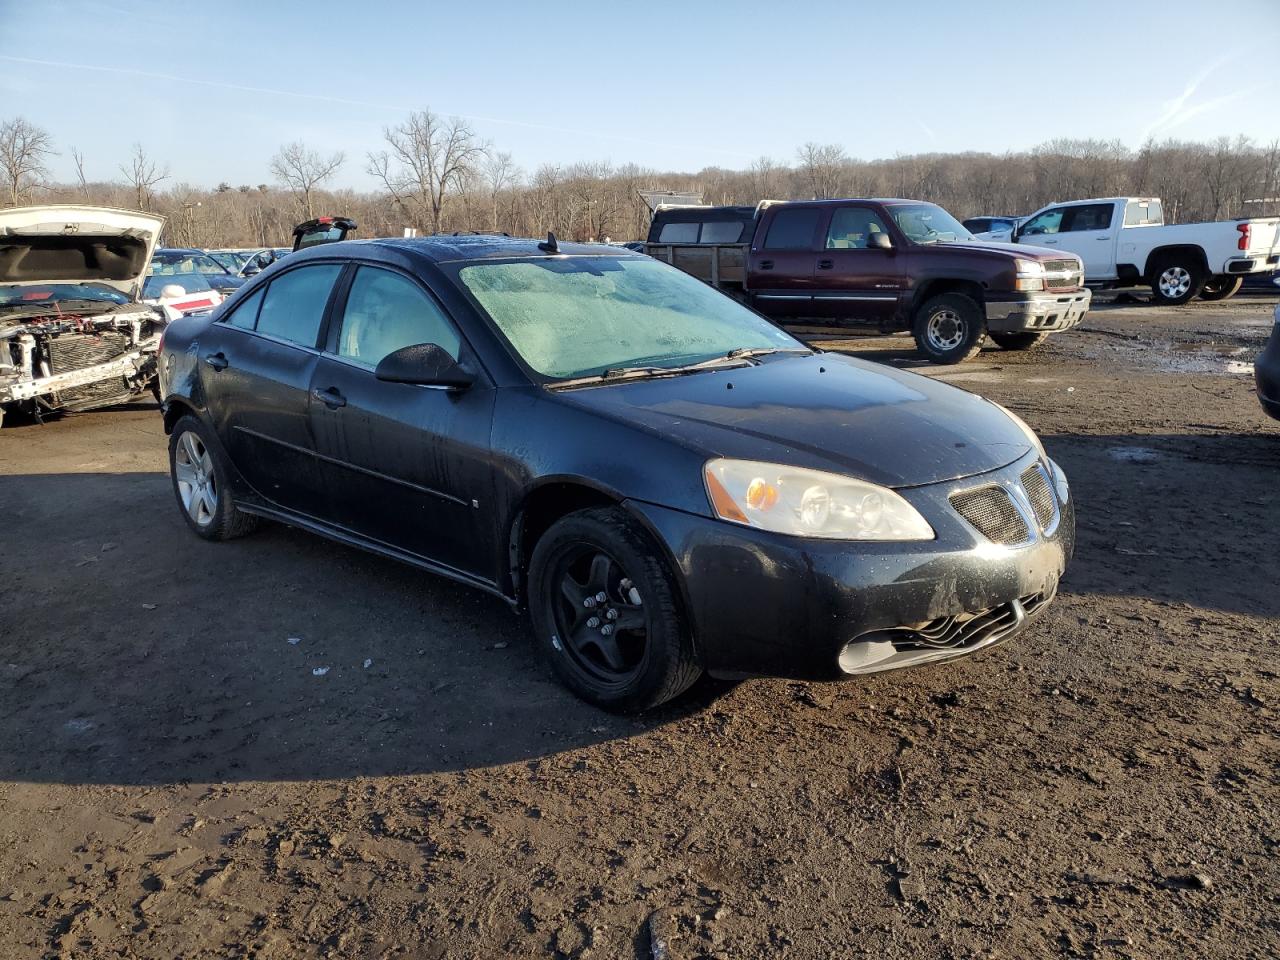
[1044,258,1083,290]
[47,332,131,373]
[890,591,1053,652]
[950,486,1029,545]
[1021,464,1057,530]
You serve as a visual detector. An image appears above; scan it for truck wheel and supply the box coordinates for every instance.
[1150,258,1205,306]
[913,294,986,364]
[988,331,1049,351]
[1198,275,1243,301]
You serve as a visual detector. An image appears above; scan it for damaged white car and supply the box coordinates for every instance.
[0,206,169,426]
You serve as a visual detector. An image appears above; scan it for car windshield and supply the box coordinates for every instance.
[208,251,246,271]
[0,283,131,311]
[142,272,214,298]
[150,251,227,276]
[890,203,974,244]
[457,256,807,380]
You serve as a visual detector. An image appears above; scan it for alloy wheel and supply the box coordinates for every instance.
[550,546,648,684]
[174,430,218,527]
[1158,266,1192,299]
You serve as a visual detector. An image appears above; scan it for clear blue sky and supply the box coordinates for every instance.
[2,0,1278,190]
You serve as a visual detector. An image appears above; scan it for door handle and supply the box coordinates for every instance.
[1041,239,1059,244]
[203,351,228,371]
[311,386,346,409]
[1097,235,1110,240]
[759,259,774,270]
[817,259,834,270]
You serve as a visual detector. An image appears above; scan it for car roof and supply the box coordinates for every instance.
[154,247,206,255]
[286,234,640,265]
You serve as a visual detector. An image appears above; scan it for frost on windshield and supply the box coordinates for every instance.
[459,258,799,379]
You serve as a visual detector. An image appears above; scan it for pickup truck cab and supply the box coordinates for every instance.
[646,199,1091,363]
[1005,197,1280,305]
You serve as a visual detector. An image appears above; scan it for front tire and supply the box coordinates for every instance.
[528,507,701,712]
[1198,275,1243,301]
[168,414,259,541]
[913,293,986,364]
[988,331,1049,351]
[1150,258,1205,305]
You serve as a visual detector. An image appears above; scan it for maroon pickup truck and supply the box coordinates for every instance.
[645,199,1091,363]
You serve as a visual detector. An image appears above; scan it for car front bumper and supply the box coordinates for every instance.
[1256,310,1280,421]
[985,289,1091,333]
[628,450,1075,681]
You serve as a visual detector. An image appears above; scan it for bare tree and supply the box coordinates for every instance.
[269,141,345,220]
[796,142,848,199]
[482,151,520,232]
[70,146,89,198]
[119,143,169,211]
[367,109,487,234]
[0,116,56,206]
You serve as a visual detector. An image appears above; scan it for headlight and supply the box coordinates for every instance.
[1048,458,1069,503]
[990,401,1046,460]
[704,459,934,541]
[1014,258,1045,292]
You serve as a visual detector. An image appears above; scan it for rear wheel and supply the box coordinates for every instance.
[988,331,1049,351]
[912,293,986,364]
[528,507,701,712]
[1198,275,1243,301]
[168,414,259,541]
[1150,258,1205,305]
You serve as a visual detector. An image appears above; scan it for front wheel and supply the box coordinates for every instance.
[912,293,986,364]
[1150,259,1205,305]
[988,331,1049,351]
[528,507,701,712]
[1198,275,1243,301]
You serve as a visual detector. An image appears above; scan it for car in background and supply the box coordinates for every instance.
[151,248,245,296]
[1243,269,1280,292]
[963,216,1023,241]
[142,269,223,318]
[207,249,249,275]
[0,205,170,425]
[158,233,1073,711]
[1257,301,1280,420]
[292,216,356,251]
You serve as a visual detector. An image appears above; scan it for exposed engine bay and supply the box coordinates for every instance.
[0,301,168,423]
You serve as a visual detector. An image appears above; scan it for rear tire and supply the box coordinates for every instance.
[988,331,1049,351]
[912,293,986,364]
[1198,275,1243,301]
[1149,257,1206,305]
[168,414,260,541]
[528,507,701,712]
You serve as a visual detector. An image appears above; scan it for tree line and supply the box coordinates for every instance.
[3,112,1278,249]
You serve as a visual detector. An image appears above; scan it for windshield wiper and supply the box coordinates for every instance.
[725,346,810,361]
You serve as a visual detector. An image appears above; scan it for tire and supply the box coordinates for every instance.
[1149,257,1206,305]
[1199,275,1243,301]
[168,414,259,541]
[912,293,986,364]
[988,331,1049,351]
[528,506,701,712]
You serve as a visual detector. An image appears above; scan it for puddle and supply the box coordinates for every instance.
[1108,446,1164,464]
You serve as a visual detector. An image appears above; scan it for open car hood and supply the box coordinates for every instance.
[0,205,166,299]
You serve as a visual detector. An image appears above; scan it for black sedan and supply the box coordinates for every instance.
[158,235,1074,711]
[1257,301,1280,420]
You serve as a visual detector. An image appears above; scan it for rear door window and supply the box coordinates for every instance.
[1124,200,1162,226]
[1061,204,1114,232]
[762,209,821,250]
[255,263,342,348]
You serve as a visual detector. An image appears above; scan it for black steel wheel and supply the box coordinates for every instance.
[528,507,700,712]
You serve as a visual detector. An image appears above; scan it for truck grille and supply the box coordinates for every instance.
[1020,464,1057,530]
[1044,259,1083,290]
[950,486,1029,545]
[47,332,131,373]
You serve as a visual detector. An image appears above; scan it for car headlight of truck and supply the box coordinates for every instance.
[704,459,935,541]
[1014,258,1045,292]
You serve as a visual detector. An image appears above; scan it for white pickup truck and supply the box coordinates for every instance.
[996,197,1280,305]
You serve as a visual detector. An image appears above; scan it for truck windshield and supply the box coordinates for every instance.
[889,204,974,244]
[457,256,806,380]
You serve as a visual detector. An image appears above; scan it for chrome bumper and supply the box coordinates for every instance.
[986,289,1091,333]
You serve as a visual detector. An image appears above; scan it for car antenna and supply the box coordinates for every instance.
[537,231,559,253]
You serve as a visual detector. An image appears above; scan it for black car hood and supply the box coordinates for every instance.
[554,353,1031,488]
[205,274,245,291]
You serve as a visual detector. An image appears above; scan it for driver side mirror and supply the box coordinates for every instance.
[868,231,893,251]
[374,342,474,390]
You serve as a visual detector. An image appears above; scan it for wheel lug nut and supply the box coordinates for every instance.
[583,597,596,609]
[605,609,618,621]
[595,592,607,603]
[600,624,614,636]
[586,616,600,628]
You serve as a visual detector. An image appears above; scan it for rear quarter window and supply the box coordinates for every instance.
[762,209,821,250]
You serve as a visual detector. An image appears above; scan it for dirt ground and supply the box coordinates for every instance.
[1,292,1277,959]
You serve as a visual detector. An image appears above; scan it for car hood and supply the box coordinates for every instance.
[0,205,166,299]
[554,353,1033,488]
[941,239,1077,262]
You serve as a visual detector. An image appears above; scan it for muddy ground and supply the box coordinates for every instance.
[1,293,1277,959]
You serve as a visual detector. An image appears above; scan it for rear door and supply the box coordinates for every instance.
[747,207,823,318]
[307,263,498,580]
[810,204,903,325]
[198,262,343,519]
